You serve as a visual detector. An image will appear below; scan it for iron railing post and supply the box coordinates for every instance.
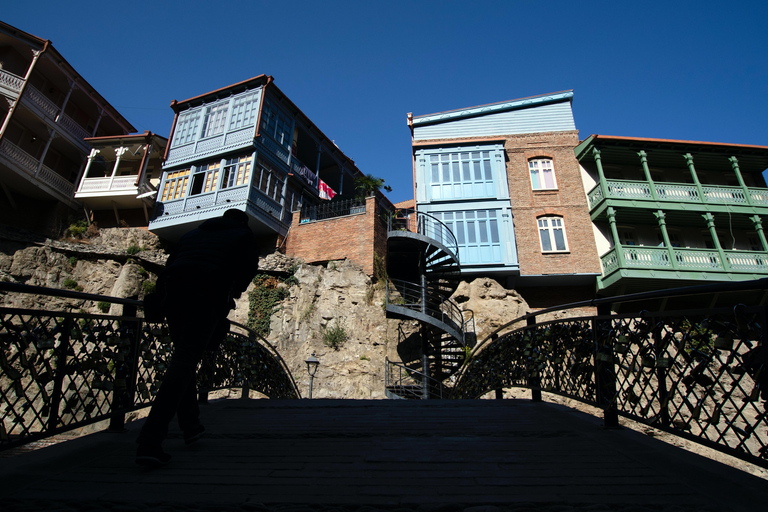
[527,316,542,402]
[109,298,139,432]
[47,316,71,433]
[594,303,619,428]
[653,315,670,427]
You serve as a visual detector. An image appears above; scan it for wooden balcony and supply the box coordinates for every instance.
[588,179,768,213]
[0,138,74,199]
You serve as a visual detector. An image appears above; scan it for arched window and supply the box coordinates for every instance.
[537,215,568,252]
[529,158,557,190]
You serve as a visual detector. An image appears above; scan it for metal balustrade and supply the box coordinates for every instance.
[453,279,768,468]
[385,358,443,399]
[300,198,366,222]
[0,282,299,451]
[588,179,768,208]
[387,211,459,263]
[601,246,768,275]
[0,69,24,94]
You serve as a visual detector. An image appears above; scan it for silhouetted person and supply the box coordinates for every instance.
[136,209,259,467]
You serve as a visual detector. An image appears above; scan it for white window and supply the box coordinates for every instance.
[202,102,229,138]
[173,111,202,145]
[260,100,292,149]
[189,161,220,196]
[221,155,252,189]
[434,210,503,264]
[425,148,497,200]
[228,91,259,130]
[538,216,568,252]
[529,158,557,190]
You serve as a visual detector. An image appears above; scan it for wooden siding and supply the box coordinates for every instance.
[413,101,575,141]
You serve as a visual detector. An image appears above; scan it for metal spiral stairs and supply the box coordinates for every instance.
[384,211,475,399]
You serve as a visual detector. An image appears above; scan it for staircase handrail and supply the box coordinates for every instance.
[386,278,466,344]
[388,210,459,264]
[385,357,443,399]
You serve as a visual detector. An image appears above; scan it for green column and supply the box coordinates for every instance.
[729,156,754,206]
[654,210,678,269]
[684,153,706,203]
[703,213,730,271]
[607,207,625,268]
[638,151,659,200]
[593,147,610,201]
[750,215,768,251]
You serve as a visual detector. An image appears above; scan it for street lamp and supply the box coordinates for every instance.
[305,352,320,399]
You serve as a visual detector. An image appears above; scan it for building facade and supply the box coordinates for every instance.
[148,75,365,248]
[408,91,601,308]
[0,20,135,232]
[577,135,768,297]
[75,131,167,227]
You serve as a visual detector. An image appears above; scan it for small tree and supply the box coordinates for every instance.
[354,174,392,199]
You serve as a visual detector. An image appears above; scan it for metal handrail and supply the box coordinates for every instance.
[453,279,768,468]
[299,197,366,222]
[385,358,443,399]
[0,282,299,450]
[387,210,459,264]
[386,278,465,342]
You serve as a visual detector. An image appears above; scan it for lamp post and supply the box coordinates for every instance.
[305,352,320,399]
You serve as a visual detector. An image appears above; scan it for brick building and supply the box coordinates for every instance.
[408,91,601,308]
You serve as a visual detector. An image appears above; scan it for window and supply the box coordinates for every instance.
[221,155,252,189]
[173,111,202,146]
[260,100,292,149]
[434,210,503,264]
[427,149,496,200]
[538,216,568,252]
[529,158,557,190]
[160,169,190,201]
[189,161,220,196]
[228,91,259,130]
[202,102,228,138]
[256,158,284,202]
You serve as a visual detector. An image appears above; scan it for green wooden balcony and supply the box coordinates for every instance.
[588,180,768,211]
[599,245,768,290]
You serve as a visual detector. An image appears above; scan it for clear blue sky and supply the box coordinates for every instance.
[4,1,766,204]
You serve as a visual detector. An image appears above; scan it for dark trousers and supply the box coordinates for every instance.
[137,295,224,446]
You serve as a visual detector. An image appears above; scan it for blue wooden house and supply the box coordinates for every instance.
[148,75,363,243]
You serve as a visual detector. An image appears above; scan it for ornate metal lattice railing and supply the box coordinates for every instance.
[299,197,366,222]
[0,282,299,450]
[453,279,768,468]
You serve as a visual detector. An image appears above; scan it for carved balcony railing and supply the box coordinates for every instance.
[0,139,75,197]
[299,197,366,223]
[600,245,768,276]
[0,282,299,451]
[0,69,24,96]
[588,179,768,210]
[453,278,768,469]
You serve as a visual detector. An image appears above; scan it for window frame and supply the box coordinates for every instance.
[529,158,558,191]
[537,215,569,253]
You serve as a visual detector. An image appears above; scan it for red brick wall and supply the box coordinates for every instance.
[284,196,387,277]
[504,131,601,277]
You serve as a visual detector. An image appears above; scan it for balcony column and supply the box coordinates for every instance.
[637,151,659,200]
[606,207,626,268]
[315,143,322,188]
[750,215,768,251]
[34,128,57,176]
[654,210,678,270]
[703,212,730,271]
[683,153,706,202]
[729,157,754,206]
[592,147,610,200]
[55,79,76,123]
[77,149,100,192]
[91,108,104,137]
[109,147,129,188]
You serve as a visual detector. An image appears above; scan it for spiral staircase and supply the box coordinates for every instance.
[384,211,475,399]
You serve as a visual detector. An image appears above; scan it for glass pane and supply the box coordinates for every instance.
[456,221,465,244]
[467,224,476,244]
[473,161,482,180]
[462,161,471,181]
[530,169,540,189]
[479,221,488,243]
[543,169,555,188]
[540,230,552,251]
[554,228,566,251]
[452,161,460,182]
[431,163,439,182]
[483,160,493,181]
[490,219,499,243]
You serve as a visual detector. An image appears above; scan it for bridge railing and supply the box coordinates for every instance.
[0,282,299,451]
[453,279,768,469]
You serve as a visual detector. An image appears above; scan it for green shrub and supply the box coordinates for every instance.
[126,245,141,255]
[322,322,348,351]
[67,256,78,267]
[62,278,82,291]
[97,301,110,313]
[67,220,88,239]
[143,280,157,295]
[247,274,290,337]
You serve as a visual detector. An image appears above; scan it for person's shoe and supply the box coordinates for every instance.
[136,444,171,467]
[184,424,206,445]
